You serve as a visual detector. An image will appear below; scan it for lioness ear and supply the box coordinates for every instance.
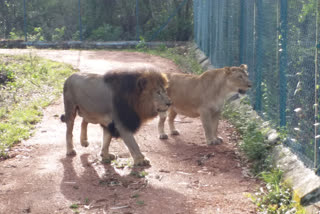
[240,64,248,70]
[137,77,147,92]
[225,67,232,75]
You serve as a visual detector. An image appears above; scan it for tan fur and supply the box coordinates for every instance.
[158,64,251,145]
[62,66,171,166]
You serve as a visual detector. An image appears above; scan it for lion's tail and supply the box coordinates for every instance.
[60,114,66,123]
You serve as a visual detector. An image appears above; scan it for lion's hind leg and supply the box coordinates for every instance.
[64,104,77,156]
[158,112,168,139]
[168,108,180,136]
[80,119,89,147]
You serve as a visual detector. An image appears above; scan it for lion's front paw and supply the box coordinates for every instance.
[81,140,89,147]
[170,130,180,136]
[134,157,150,166]
[207,137,223,145]
[101,153,116,163]
[159,133,168,140]
[66,149,77,156]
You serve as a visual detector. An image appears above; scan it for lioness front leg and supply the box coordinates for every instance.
[158,112,168,139]
[168,108,179,135]
[210,111,223,145]
[80,119,89,147]
[100,127,116,163]
[200,111,222,145]
[118,127,150,166]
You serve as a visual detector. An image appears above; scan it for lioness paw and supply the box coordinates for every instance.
[80,140,89,147]
[159,133,168,140]
[207,137,223,145]
[170,130,180,136]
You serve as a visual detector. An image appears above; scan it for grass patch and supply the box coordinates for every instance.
[247,169,305,213]
[222,97,305,213]
[0,54,76,158]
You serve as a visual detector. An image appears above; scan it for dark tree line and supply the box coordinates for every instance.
[0,0,193,41]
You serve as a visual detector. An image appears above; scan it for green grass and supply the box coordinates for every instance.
[247,169,305,213]
[222,97,305,213]
[0,54,76,158]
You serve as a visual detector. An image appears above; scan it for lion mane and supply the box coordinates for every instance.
[61,66,170,166]
[104,70,168,135]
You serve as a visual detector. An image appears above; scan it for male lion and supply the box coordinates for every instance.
[61,67,171,166]
[158,64,252,145]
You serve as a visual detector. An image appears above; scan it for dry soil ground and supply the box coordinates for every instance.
[0,49,259,214]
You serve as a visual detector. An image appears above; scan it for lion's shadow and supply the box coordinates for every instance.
[60,154,190,213]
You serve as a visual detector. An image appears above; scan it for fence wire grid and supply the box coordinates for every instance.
[194,0,320,173]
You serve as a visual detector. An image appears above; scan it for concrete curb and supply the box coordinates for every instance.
[0,40,187,49]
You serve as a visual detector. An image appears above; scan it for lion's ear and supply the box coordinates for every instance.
[137,77,147,92]
[240,64,248,70]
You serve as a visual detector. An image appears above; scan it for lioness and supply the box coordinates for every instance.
[61,67,171,166]
[158,64,251,145]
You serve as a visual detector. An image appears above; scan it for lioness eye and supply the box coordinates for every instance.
[157,91,161,95]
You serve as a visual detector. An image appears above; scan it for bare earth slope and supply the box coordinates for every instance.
[0,49,258,214]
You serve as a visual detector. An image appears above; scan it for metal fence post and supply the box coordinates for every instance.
[279,0,288,127]
[315,0,320,172]
[78,0,82,41]
[136,0,139,41]
[23,0,27,41]
[254,0,263,111]
[239,0,245,64]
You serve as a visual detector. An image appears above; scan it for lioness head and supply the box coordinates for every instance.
[225,64,252,95]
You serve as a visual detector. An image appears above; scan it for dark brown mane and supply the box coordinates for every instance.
[103,68,168,134]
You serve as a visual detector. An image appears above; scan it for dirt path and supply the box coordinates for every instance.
[0,49,258,214]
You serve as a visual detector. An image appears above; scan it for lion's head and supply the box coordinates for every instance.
[224,64,252,95]
[104,67,171,132]
[135,69,171,119]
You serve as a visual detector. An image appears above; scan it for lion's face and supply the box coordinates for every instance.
[152,86,172,113]
[226,64,252,95]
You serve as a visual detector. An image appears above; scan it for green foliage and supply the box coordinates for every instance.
[130,170,148,178]
[223,99,305,213]
[248,169,305,213]
[72,31,80,41]
[1,1,192,41]
[28,27,44,41]
[9,28,23,40]
[69,204,78,209]
[52,26,66,41]
[222,99,272,173]
[136,36,147,50]
[0,54,76,158]
[88,24,123,41]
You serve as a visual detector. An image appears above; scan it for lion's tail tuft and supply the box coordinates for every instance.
[107,121,120,138]
[60,114,66,123]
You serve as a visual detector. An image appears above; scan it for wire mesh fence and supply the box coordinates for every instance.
[0,0,192,42]
[194,0,320,173]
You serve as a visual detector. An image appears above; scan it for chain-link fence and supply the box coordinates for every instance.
[194,0,320,173]
[0,0,192,42]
